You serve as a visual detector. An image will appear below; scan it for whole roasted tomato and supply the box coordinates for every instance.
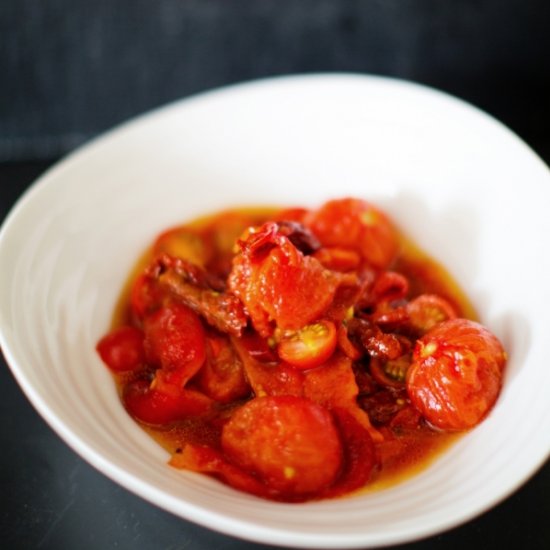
[303,197,398,269]
[96,325,145,373]
[406,318,506,430]
[143,302,207,390]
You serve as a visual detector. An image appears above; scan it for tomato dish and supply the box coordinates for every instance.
[97,197,506,502]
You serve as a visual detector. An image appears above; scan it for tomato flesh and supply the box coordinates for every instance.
[221,395,343,497]
[228,224,339,335]
[277,320,337,369]
[304,197,398,269]
[143,302,206,389]
[406,293,458,335]
[97,199,508,503]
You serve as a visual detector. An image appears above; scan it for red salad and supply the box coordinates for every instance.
[97,197,506,502]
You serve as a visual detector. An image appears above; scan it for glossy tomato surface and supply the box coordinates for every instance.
[407,318,506,430]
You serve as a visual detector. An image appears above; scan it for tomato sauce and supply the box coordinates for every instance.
[97,198,506,502]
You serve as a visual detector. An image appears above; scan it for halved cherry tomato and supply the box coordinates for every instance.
[277,320,337,369]
[143,303,206,388]
[406,294,457,335]
[221,395,343,496]
[407,318,506,431]
[96,326,145,372]
[369,354,411,389]
[370,271,409,304]
[123,378,212,425]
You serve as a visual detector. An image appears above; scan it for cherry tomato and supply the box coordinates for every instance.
[312,247,361,272]
[407,318,506,431]
[304,198,398,269]
[123,378,212,425]
[406,293,457,334]
[369,354,411,389]
[277,320,337,369]
[96,326,145,372]
[130,272,166,319]
[370,271,410,304]
[195,335,251,403]
[153,225,211,266]
[143,302,206,388]
[221,396,343,496]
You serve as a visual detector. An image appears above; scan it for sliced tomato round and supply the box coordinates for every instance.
[406,318,506,431]
[277,320,337,369]
[221,395,343,497]
[143,302,206,388]
[96,325,145,372]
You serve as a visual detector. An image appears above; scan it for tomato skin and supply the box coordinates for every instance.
[370,271,410,304]
[96,326,145,372]
[277,320,337,370]
[407,318,506,431]
[143,303,206,388]
[322,407,377,497]
[123,378,211,425]
[153,225,211,266]
[229,224,338,335]
[195,334,251,403]
[130,273,166,319]
[304,198,398,269]
[221,396,343,496]
[369,355,410,389]
[406,293,458,335]
[312,247,361,272]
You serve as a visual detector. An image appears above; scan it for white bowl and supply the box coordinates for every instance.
[1,74,549,549]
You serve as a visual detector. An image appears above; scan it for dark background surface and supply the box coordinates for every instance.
[1,1,549,549]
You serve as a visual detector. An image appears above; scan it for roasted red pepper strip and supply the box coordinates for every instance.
[149,255,248,337]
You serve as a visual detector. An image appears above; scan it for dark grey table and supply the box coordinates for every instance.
[1,160,549,549]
